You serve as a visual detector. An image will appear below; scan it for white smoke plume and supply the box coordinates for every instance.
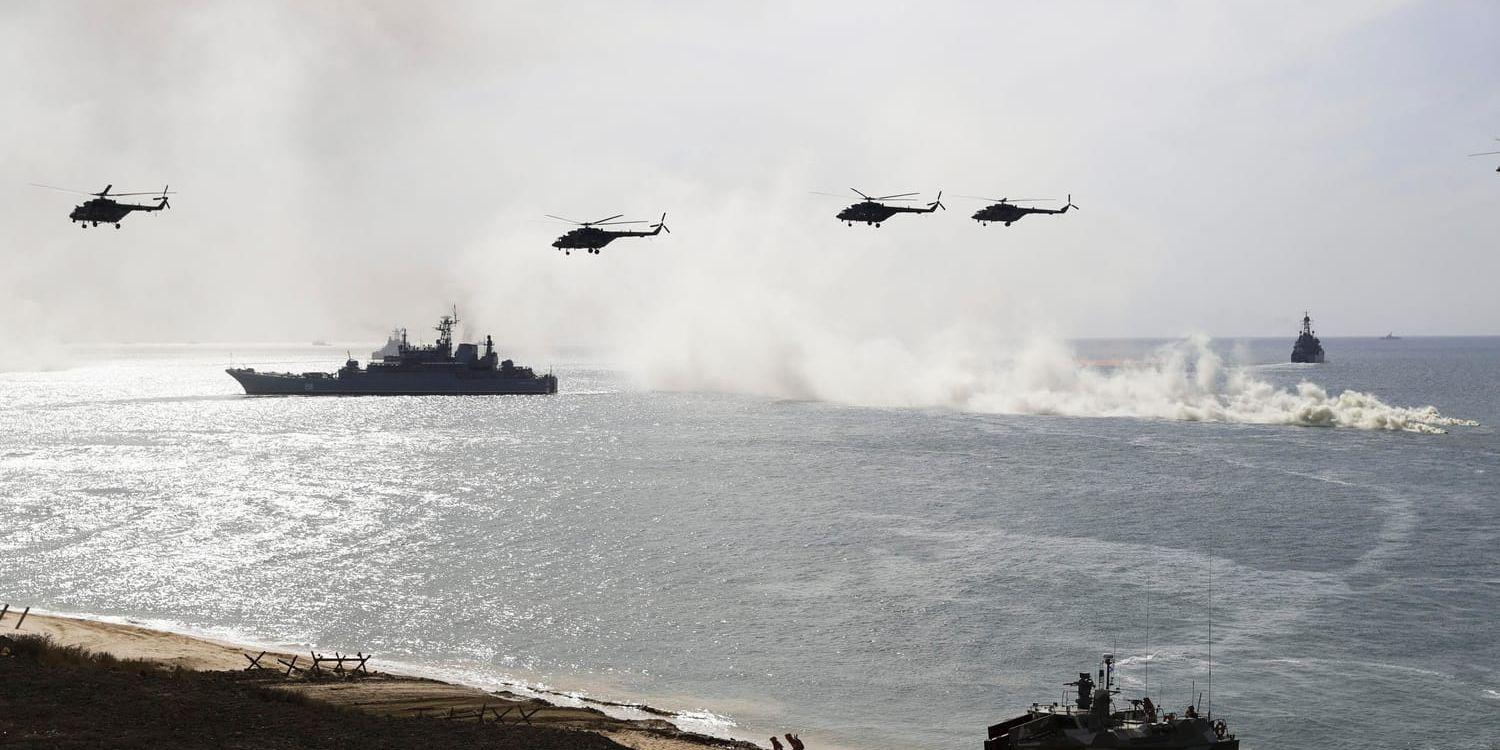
[626,325,1474,434]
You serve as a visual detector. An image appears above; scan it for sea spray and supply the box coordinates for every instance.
[629,332,1474,433]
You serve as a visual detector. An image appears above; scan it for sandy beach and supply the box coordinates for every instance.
[3,611,758,750]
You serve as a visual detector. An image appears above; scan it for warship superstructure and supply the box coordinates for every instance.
[371,328,405,360]
[985,655,1238,750]
[1290,312,1325,363]
[227,312,557,396]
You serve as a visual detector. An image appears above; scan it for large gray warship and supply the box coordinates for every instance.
[226,312,557,396]
[1290,312,1325,363]
[985,655,1238,750]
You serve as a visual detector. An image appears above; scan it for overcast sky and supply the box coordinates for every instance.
[3,1,1497,356]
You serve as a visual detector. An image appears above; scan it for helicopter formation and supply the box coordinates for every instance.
[31,183,174,228]
[815,188,1080,229]
[34,141,1493,248]
[542,186,1077,256]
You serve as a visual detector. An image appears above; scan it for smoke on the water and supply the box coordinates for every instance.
[626,330,1474,434]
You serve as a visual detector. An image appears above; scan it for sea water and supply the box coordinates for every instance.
[1,337,1496,750]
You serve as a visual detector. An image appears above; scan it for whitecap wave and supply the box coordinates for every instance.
[630,333,1474,434]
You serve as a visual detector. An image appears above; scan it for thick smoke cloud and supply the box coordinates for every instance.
[2,1,1497,369]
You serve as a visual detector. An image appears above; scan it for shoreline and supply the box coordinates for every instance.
[6,609,761,750]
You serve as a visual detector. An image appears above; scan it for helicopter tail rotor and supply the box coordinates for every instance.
[928,190,946,211]
[1063,193,1078,211]
[158,185,171,210]
[653,213,670,234]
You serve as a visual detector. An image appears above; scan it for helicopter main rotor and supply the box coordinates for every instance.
[544,213,649,227]
[31,183,177,199]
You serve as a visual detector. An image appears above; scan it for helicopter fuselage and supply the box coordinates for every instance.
[971,202,1068,226]
[552,225,664,253]
[70,198,164,226]
[836,201,936,226]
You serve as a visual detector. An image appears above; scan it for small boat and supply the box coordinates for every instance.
[1380,332,1400,340]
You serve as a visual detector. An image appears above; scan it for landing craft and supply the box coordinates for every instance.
[963,194,1078,226]
[984,654,1238,749]
[31,183,174,228]
[819,188,944,227]
[548,213,669,255]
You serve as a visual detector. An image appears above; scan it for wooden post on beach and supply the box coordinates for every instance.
[12,607,29,630]
[0,603,9,624]
[243,651,267,671]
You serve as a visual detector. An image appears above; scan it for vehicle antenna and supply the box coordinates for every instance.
[1144,577,1150,705]
[1208,544,1214,719]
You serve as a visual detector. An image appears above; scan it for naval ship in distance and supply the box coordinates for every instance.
[1290,311,1325,364]
[227,311,558,396]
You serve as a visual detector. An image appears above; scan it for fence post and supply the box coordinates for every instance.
[13,606,29,630]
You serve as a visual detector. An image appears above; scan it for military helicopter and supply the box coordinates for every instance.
[31,183,174,228]
[547,213,669,255]
[823,188,944,227]
[1470,139,1500,172]
[962,194,1078,226]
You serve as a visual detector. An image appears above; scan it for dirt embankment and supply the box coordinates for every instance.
[1,613,758,750]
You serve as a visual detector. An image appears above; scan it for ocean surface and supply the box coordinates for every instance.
[2,336,1497,750]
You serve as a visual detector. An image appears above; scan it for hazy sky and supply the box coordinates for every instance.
[3,1,1497,354]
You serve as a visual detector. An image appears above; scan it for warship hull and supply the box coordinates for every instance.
[1290,313,1326,363]
[227,368,558,396]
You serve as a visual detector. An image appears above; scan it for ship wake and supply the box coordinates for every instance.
[629,333,1474,434]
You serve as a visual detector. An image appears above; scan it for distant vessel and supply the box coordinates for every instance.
[985,655,1238,749]
[1380,332,1400,340]
[371,328,405,360]
[1290,312,1325,363]
[227,311,557,396]
[311,339,330,347]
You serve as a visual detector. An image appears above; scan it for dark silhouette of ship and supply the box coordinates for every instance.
[985,655,1238,749]
[1290,312,1325,363]
[227,311,557,395]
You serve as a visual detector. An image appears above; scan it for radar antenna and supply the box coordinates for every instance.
[435,306,459,352]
